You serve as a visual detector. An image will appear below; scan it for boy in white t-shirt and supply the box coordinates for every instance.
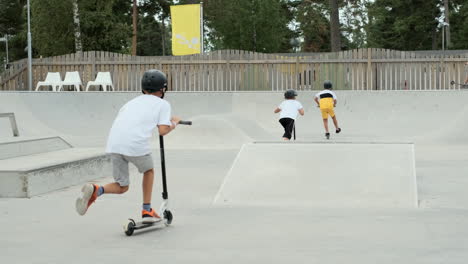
[75,69,181,223]
[274,89,304,140]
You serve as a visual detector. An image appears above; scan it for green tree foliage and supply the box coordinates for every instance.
[449,0,468,49]
[0,0,26,63]
[295,0,353,52]
[137,0,172,56]
[78,0,132,53]
[341,0,368,49]
[296,1,331,52]
[0,0,24,35]
[204,0,293,53]
[367,0,440,50]
[30,0,131,57]
[280,1,300,52]
[3,0,468,63]
[31,0,75,57]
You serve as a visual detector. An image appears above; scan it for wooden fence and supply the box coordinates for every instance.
[1,49,467,91]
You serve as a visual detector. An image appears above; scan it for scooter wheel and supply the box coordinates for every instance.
[164,210,173,226]
[124,219,136,236]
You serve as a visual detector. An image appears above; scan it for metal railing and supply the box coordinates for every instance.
[0,113,19,137]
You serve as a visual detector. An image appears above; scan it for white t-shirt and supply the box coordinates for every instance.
[278,100,303,120]
[106,95,172,156]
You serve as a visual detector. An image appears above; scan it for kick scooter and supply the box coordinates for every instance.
[124,120,192,236]
[450,80,468,89]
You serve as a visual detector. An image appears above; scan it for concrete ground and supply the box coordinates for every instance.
[1,91,468,263]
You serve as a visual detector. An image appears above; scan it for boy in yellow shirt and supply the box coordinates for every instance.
[314,80,341,139]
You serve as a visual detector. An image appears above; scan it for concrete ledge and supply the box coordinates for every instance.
[0,148,110,198]
[214,142,418,208]
[0,136,72,160]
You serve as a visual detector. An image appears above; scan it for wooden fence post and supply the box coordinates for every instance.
[3,49,468,91]
[367,48,372,90]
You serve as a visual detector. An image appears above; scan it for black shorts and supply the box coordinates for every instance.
[279,118,295,139]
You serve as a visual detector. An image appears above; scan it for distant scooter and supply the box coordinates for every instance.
[124,120,192,236]
[450,80,468,89]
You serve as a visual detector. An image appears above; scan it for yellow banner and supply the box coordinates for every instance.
[170,4,201,56]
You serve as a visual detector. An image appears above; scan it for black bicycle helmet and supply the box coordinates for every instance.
[284,89,298,99]
[324,80,332,89]
[141,69,167,93]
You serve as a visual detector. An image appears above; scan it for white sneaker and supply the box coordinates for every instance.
[75,184,98,216]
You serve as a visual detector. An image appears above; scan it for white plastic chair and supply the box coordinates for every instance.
[59,71,82,92]
[35,72,62,91]
[85,72,114,91]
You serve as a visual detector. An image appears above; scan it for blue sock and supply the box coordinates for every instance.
[143,203,151,211]
[97,186,104,196]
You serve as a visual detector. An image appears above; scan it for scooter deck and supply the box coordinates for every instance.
[132,219,164,230]
[124,210,173,236]
[124,218,166,236]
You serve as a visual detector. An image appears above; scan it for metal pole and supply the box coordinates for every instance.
[27,0,33,91]
[5,34,8,65]
[293,122,296,141]
[200,2,204,53]
[159,135,169,200]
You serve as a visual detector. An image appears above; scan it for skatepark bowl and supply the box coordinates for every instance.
[1,91,468,263]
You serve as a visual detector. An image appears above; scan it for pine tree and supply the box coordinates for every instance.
[449,0,468,49]
[367,0,440,50]
[204,0,293,52]
[137,0,172,56]
[296,0,331,52]
[31,0,75,56]
[0,0,26,63]
[78,0,132,53]
[341,0,368,49]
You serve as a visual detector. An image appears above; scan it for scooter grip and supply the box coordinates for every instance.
[178,120,192,125]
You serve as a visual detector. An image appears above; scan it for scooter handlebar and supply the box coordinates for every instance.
[178,120,192,125]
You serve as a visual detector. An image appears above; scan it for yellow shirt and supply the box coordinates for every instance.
[315,89,337,109]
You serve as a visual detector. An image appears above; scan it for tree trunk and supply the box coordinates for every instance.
[252,0,257,51]
[161,16,166,56]
[444,0,451,48]
[431,26,437,50]
[132,0,137,56]
[329,0,341,52]
[72,0,82,52]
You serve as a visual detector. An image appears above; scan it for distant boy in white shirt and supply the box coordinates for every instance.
[314,80,341,140]
[75,69,181,223]
[274,89,304,140]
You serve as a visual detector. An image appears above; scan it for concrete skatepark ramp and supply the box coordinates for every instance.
[0,91,466,197]
[214,142,417,208]
[1,91,468,263]
[1,91,467,147]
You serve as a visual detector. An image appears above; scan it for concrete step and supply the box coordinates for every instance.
[0,148,110,198]
[0,136,71,160]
